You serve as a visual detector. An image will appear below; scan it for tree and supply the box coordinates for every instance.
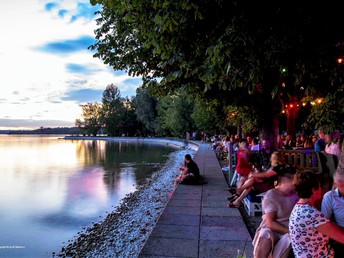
[76,102,103,136]
[101,84,125,136]
[121,97,143,136]
[191,98,219,133]
[156,92,194,137]
[90,0,344,146]
[133,87,158,134]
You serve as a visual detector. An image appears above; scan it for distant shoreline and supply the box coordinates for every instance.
[63,135,200,151]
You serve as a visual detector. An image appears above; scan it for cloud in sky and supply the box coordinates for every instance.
[62,88,103,103]
[44,0,101,22]
[0,0,141,130]
[37,35,95,55]
[66,63,101,74]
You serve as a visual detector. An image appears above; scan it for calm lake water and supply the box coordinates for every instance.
[0,135,181,258]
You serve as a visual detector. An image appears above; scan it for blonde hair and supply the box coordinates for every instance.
[271,151,285,167]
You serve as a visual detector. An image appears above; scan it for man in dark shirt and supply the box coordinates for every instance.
[174,154,200,185]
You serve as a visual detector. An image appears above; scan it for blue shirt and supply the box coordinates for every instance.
[314,138,326,152]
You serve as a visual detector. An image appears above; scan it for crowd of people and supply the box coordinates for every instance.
[175,128,344,257]
[206,129,343,257]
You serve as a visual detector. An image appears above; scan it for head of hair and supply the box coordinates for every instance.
[275,165,296,185]
[271,151,285,166]
[239,139,249,148]
[293,170,319,198]
[334,166,344,178]
[184,154,192,161]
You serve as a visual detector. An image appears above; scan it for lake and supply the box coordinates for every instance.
[0,135,184,258]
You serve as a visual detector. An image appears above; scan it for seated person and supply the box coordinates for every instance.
[227,152,285,208]
[253,139,276,172]
[289,170,344,257]
[251,138,261,151]
[252,168,298,258]
[321,167,344,257]
[174,154,200,186]
[235,139,253,190]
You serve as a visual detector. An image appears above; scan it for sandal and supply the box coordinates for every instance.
[227,201,241,208]
[228,187,237,194]
[226,195,238,202]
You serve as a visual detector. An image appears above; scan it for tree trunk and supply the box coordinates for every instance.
[258,96,281,150]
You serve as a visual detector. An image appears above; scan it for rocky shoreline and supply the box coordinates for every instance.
[53,145,195,258]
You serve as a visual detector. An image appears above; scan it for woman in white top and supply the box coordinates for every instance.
[325,132,341,159]
[252,169,298,258]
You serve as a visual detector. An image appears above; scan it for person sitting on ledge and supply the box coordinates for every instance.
[174,154,200,186]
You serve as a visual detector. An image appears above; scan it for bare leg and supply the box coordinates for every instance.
[237,176,247,189]
[254,237,272,258]
[237,177,255,194]
[232,187,253,206]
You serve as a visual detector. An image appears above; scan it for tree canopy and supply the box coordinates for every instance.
[90,0,344,140]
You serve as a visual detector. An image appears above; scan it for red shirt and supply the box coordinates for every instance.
[236,149,252,177]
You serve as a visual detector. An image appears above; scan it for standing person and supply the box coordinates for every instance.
[174,154,200,186]
[321,167,344,257]
[289,171,344,257]
[252,167,298,258]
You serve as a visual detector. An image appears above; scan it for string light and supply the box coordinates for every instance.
[282,98,324,111]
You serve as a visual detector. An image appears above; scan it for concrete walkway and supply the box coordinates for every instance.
[138,143,253,258]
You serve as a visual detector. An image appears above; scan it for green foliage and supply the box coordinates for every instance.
[133,87,158,133]
[101,84,126,136]
[191,98,218,132]
[156,92,194,137]
[76,102,103,136]
[90,0,344,139]
[76,84,143,137]
[225,105,259,135]
[303,88,344,132]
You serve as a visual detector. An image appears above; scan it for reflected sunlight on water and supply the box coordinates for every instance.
[0,135,177,258]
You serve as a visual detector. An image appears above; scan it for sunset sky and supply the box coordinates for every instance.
[0,0,141,130]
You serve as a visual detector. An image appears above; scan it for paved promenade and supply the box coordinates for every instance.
[138,143,253,258]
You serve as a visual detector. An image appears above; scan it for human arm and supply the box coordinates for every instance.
[316,221,344,244]
[249,169,277,180]
[321,192,334,220]
[265,211,289,234]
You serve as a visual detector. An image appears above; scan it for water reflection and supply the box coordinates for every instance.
[0,135,177,257]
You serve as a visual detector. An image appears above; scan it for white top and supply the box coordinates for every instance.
[325,142,341,158]
[262,189,298,227]
[251,144,261,151]
[289,203,332,257]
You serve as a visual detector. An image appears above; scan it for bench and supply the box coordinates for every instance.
[243,192,265,216]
